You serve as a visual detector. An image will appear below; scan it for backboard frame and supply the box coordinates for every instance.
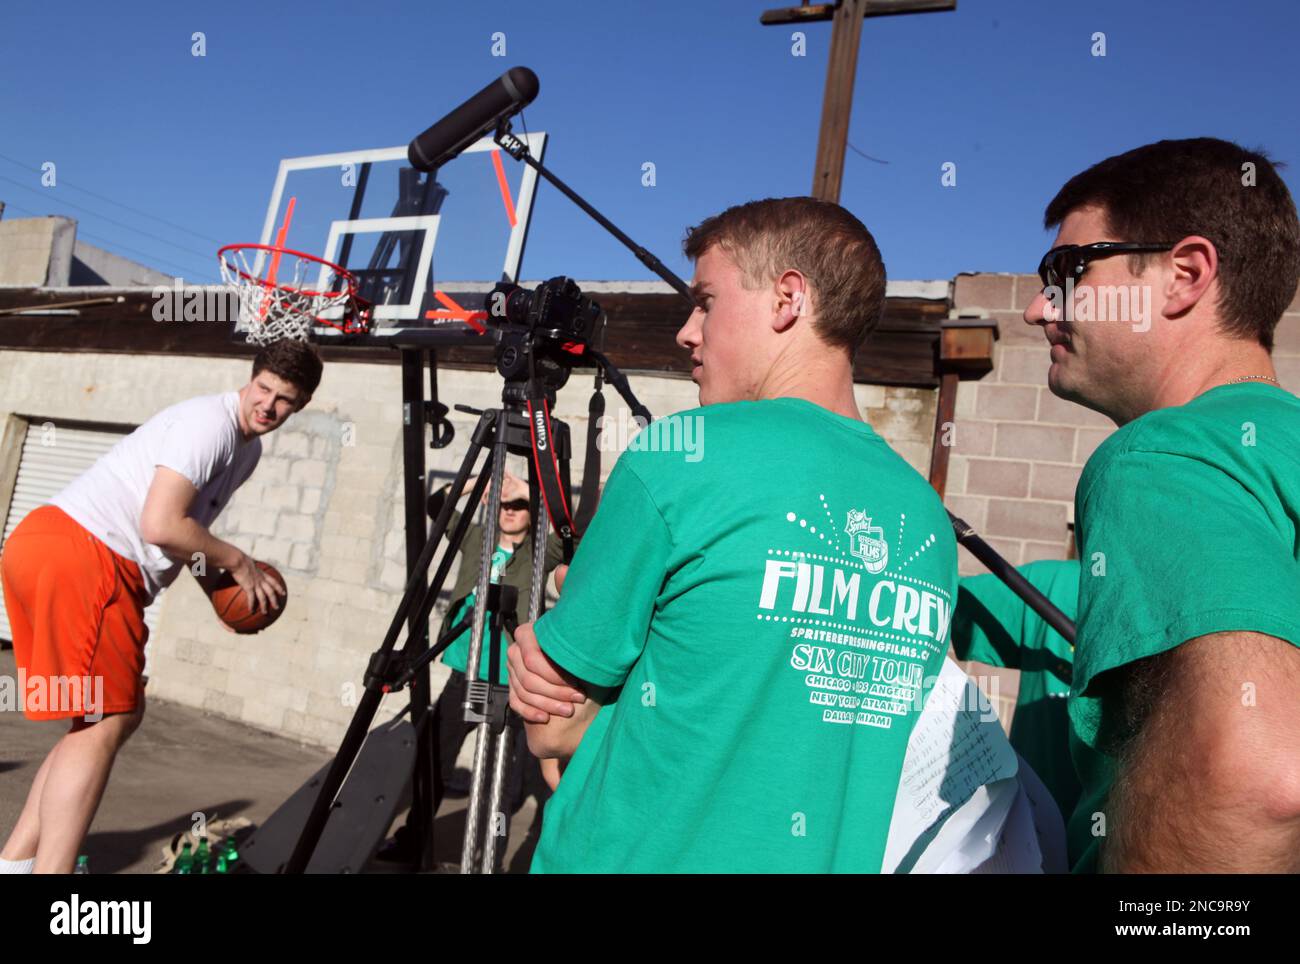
[247,131,547,343]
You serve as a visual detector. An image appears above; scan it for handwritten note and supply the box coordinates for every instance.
[883,658,1022,873]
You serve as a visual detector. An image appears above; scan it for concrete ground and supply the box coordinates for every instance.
[0,645,540,874]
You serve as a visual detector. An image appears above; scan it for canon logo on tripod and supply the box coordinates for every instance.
[533,409,549,451]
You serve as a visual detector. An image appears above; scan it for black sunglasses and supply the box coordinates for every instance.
[501,498,530,512]
[1037,242,1174,290]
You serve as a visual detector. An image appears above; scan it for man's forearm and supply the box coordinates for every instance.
[1103,633,1300,872]
[1104,765,1300,872]
[150,517,244,573]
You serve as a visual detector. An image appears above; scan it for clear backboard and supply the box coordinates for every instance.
[235,131,546,343]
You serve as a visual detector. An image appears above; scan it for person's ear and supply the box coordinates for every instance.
[774,270,806,333]
[1162,235,1218,318]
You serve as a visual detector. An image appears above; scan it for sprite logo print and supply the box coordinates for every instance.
[845,509,888,574]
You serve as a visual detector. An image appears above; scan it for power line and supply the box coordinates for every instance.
[0,172,216,262]
[0,152,224,245]
[847,141,889,165]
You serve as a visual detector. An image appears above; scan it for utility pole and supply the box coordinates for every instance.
[760,0,955,203]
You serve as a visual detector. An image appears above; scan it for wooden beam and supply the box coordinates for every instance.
[761,0,956,24]
[928,372,958,497]
[811,0,867,201]
[0,287,952,388]
[927,316,997,496]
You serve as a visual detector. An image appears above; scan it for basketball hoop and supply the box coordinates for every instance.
[218,243,372,345]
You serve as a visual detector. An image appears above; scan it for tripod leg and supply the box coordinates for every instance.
[283,414,494,874]
[479,424,565,872]
[460,423,509,873]
[401,350,437,873]
[482,726,513,872]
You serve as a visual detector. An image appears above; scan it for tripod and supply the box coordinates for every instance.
[283,347,588,874]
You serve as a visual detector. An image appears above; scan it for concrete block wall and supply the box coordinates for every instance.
[861,384,938,477]
[946,272,1096,575]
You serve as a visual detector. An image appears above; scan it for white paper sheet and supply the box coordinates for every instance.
[970,778,1044,873]
[882,658,1024,873]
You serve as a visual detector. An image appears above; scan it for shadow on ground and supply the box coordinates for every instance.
[1,647,330,874]
[2,648,545,874]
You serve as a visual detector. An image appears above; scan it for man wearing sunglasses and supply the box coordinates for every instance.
[1023,137,1300,872]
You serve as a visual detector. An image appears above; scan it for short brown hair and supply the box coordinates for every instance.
[683,197,887,355]
[252,338,323,396]
[1045,138,1300,351]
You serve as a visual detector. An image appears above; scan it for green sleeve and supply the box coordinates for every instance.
[951,573,1027,669]
[447,510,489,563]
[532,458,672,688]
[1074,450,1300,696]
[444,507,463,541]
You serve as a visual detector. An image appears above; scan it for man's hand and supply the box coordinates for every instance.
[490,470,529,507]
[230,553,287,615]
[507,622,586,723]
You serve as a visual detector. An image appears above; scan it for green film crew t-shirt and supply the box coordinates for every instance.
[530,397,959,873]
[1069,383,1300,873]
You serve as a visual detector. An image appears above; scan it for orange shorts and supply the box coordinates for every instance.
[0,504,149,721]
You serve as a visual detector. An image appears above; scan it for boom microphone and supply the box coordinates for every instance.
[407,67,540,172]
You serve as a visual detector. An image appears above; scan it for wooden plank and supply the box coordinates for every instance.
[0,287,947,387]
[928,371,958,496]
[812,0,867,202]
[762,0,956,24]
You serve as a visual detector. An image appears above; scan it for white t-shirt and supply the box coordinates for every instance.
[51,391,262,604]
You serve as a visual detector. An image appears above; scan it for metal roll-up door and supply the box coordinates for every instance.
[0,420,163,649]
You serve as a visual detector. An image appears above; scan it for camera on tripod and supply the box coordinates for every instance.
[486,277,604,391]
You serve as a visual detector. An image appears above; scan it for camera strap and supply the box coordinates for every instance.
[526,393,578,561]
[575,381,604,532]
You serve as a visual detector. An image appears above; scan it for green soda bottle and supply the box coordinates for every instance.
[221,835,240,872]
[196,836,212,874]
[174,841,195,874]
[74,856,90,875]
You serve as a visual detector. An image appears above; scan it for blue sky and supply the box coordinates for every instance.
[2,0,1295,286]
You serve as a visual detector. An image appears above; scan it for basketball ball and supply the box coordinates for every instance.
[207,562,287,634]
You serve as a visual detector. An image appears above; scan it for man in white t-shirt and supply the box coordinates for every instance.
[0,338,322,874]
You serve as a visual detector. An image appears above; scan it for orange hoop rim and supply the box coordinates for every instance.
[217,243,358,298]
